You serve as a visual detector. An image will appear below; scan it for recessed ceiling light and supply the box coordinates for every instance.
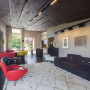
[50,0,57,5]
[33,17,36,20]
[25,21,30,26]
[38,12,42,16]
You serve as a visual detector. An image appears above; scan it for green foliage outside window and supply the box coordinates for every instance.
[12,34,21,50]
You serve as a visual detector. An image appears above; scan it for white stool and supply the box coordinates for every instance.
[45,55,55,62]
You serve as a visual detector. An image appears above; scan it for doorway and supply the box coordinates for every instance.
[24,37,34,51]
[48,37,54,48]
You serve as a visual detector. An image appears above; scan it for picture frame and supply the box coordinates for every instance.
[75,36,87,46]
[62,37,69,48]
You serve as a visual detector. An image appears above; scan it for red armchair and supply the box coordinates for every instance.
[0,52,16,59]
[0,61,28,82]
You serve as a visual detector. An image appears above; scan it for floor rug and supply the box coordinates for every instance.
[3,62,90,90]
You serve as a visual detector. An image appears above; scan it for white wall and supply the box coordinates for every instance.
[24,31,42,48]
[47,19,90,57]
[41,32,47,40]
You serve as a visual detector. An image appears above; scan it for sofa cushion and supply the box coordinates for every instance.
[79,65,90,72]
[67,54,82,63]
[1,57,16,65]
[80,57,90,67]
[59,60,82,67]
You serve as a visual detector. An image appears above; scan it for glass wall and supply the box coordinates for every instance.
[12,29,22,50]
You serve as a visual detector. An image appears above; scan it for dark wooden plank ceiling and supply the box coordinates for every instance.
[0,0,90,31]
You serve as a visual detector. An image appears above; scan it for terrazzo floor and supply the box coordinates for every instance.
[3,62,90,90]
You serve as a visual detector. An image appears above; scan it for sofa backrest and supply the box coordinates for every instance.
[67,54,90,67]
[67,54,81,63]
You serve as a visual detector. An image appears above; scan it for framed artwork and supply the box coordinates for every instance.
[62,37,69,48]
[48,37,54,48]
[75,36,87,46]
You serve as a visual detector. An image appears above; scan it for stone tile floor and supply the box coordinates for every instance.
[3,62,90,90]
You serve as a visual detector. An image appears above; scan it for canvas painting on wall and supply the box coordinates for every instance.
[75,36,87,46]
[62,37,69,48]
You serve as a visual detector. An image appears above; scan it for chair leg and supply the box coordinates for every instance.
[14,81,16,87]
